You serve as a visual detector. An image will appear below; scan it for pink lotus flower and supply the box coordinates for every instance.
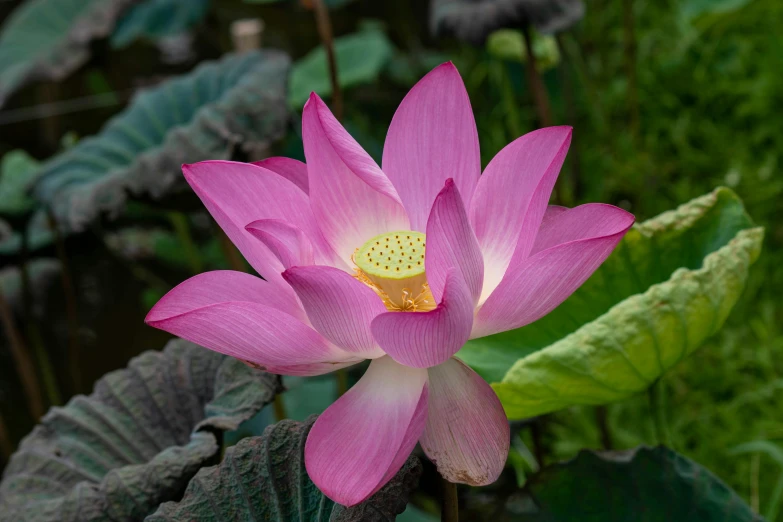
[145,62,634,506]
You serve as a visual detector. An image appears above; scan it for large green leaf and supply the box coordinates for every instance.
[111,0,211,48]
[456,188,763,418]
[431,0,585,45]
[289,24,394,108]
[516,446,763,521]
[0,339,281,522]
[147,416,422,521]
[0,0,139,106]
[33,50,290,232]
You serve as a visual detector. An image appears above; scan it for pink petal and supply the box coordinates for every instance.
[382,63,480,231]
[426,178,484,303]
[371,270,474,368]
[472,204,634,338]
[469,127,572,303]
[146,269,304,325]
[420,358,509,485]
[183,160,340,278]
[283,265,386,359]
[252,157,308,194]
[305,357,428,506]
[303,94,409,263]
[245,219,314,269]
[145,272,359,376]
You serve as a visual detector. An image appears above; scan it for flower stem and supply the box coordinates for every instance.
[0,283,44,419]
[311,0,343,121]
[20,224,61,407]
[648,379,671,446]
[168,212,203,275]
[521,25,553,127]
[273,394,288,421]
[595,405,613,450]
[622,0,639,139]
[336,368,348,396]
[440,476,458,522]
[47,209,82,393]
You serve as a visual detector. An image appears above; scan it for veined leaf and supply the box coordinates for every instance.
[147,416,421,521]
[0,339,281,522]
[505,446,763,521]
[457,188,763,419]
[33,50,290,232]
[111,0,211,48]
[289,25,394,108]
[0,0,138,106]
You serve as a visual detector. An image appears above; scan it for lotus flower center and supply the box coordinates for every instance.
[353,231,435,312]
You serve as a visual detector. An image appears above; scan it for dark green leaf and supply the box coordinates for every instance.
[458,189,762,417]
[431,0,585,45]
[514,446,764,521]
[147,416,422,521]
[0,0,138,106]
[111,0,211,48]
[0,339,282,522]
[33,50,290,232]
[289,25,394,108]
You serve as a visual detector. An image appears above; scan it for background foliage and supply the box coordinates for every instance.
[0,0,781,519]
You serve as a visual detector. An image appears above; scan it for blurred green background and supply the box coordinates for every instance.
[0,0,781,518]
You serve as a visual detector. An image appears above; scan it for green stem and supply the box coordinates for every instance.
[273,395,288,421]
[20,224,62,407]
[440,476,459,522]
[336,369,349,397]
[648,379,671,446]
[595,405,613,450]
[47,210,82,393]
[218,228,248,273]
[622,0,639,139]
[0,285,44,419]
[311,0,343,121]
[0,410,12,464]
[168,212,203,275]
[490,60,523,139]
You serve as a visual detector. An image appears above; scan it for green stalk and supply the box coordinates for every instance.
[595,405,613,450]
[47,210,82,393]
[0,410,12,464]
[0,285,44,419]
[648,379,671,446]
[622,0,639,139]
[311,0,343,121]
[440,476,459,522]
[168,212,203,275]
[20,224,61,406]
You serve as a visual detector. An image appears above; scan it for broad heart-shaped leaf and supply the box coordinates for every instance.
[33,50,290,232]
[288,24,394,108]
[430,0,585,45]
[0,339,282,522]
[457,188,763,419]
[111,0,211,48]
[147,416,422,521]
[512,446,764,521]
[0,0,139,106]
